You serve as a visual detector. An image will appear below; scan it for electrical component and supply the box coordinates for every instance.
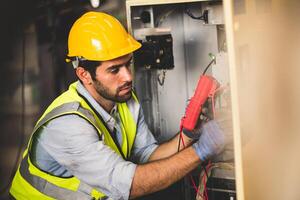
[134,34,174,70]
[185,8,209,24]
[133,11,151,24]
[133,28,174,70]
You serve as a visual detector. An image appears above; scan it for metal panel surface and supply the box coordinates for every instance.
[156,8,219,141]
[127,1,224,141]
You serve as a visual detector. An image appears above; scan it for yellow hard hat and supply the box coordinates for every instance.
[67,12,141,62]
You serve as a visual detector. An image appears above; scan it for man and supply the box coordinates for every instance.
[10,12,225,200]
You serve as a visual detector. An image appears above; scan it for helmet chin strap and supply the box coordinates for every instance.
[72,57,79,69]
[71,56,87,69]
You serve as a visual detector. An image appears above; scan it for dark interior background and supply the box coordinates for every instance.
[0,1,184,199]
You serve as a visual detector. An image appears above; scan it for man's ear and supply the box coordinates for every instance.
[75,67,92,85]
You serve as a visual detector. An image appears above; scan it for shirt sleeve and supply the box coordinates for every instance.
[37,115,136,200]
[130,107,159,163]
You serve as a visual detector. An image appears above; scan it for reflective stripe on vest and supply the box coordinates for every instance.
[10,82,138,200]
[19,154,104,200]
[33,101,99,137]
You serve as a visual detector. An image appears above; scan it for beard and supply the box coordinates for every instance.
[93,79,132,103]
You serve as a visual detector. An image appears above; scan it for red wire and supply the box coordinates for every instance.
[179,129,202,197]
[202,168,209,200]
[189,175,199,195]
[197,171,206,199]
[204,161,213,200]
[179,129,186,147]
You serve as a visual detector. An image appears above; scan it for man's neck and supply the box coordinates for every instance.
[95,95,115,113]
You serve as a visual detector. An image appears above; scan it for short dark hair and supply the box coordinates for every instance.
[78,60,102,80]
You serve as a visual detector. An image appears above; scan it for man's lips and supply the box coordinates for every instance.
[119,85,132,93]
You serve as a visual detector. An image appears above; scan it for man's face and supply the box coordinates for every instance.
[92,54,133,103]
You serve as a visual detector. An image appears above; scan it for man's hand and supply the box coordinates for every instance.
[130,120,225,199]
[192,120,225,161]
[182,127,202,140]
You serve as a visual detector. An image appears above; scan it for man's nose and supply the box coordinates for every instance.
[120,66,132,82]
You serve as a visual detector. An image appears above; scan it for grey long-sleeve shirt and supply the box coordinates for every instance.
[31,81,158,200]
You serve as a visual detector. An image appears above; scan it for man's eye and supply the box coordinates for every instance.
[125,61,132,68]
[110,68,119,74]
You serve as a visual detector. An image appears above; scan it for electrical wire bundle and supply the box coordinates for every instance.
[196,162,234,200]
[196,162,213,200]
[177,130,212,200]
[177,54,227,200]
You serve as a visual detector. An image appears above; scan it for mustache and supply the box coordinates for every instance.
[118,81,132,91]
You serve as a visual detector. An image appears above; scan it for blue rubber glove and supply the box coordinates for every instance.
[192,120,225,161]
[182,128,202,140]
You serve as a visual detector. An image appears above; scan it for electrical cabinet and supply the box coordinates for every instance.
[222,1,300,200]
[126,1,235,199]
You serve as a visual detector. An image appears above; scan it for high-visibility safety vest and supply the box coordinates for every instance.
[10,82,138,200]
